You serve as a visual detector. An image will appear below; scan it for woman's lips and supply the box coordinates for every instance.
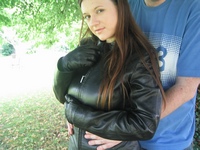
[95,28,105,34]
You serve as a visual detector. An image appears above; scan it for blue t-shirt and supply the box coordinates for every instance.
[128,0,200,149]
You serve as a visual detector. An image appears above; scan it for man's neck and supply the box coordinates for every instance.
[144,0,166,7]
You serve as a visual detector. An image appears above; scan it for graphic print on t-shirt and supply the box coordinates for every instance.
[145,32,182,90]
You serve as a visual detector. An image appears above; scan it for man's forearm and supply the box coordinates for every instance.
[160,77,200,119]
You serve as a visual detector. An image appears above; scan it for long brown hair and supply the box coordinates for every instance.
[78,0,165,110]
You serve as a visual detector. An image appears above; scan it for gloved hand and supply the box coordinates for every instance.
[58,44,100,72]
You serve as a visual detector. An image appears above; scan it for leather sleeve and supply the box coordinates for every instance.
[53,66,73,104]
[65,56,162,141]
[53,37,96,104]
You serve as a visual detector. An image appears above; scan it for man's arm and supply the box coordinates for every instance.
[161,76,200,118]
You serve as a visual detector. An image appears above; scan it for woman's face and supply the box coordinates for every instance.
[81,0,118,43]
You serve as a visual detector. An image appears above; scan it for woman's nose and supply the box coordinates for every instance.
[88,16,99,27]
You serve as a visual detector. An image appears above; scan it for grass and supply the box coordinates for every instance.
[0,51,69,150]
[0,90,69,150]
[194,91,200,150]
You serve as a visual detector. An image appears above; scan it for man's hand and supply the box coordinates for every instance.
[66,122,121,150]
[85,132,122,150]
[67,121,74,136]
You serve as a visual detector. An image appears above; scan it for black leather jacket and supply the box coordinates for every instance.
[53,41,162,150]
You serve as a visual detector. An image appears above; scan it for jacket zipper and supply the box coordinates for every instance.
[78,67,94,98]
[80,75,85,83]
[78,69,93,149]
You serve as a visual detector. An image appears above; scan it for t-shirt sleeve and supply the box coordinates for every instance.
[177,2,200,77]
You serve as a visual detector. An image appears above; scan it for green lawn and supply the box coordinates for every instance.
[0,89,69,150]
[0,51,69,150]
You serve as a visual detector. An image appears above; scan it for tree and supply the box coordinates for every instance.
[0,0,13,27]
[1,0,82,49]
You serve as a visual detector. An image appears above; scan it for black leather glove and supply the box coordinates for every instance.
[58,44,100,72]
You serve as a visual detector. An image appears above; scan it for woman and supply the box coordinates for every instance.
[53,0,165,149]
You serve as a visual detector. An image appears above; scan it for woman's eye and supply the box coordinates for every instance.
[97,9,104,14]
[84,15,90,20]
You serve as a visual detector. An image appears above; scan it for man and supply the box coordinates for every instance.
[84,0,200,149]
